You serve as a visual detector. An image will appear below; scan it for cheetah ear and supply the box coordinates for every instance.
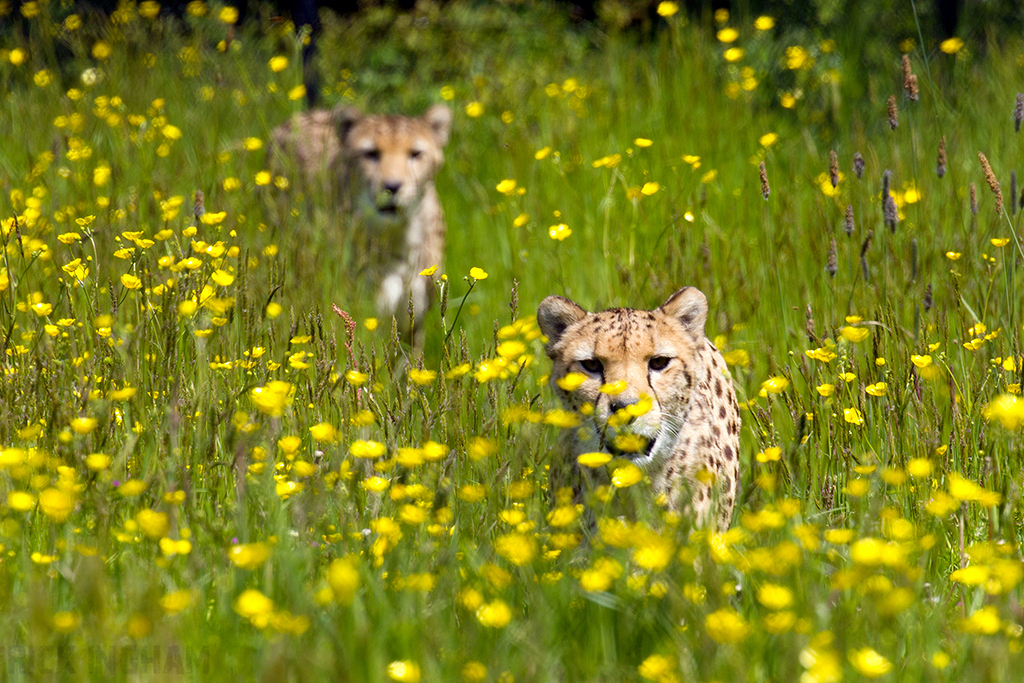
[660,287,708,339]
[422,104,452,147]
[332,105,363,143]
[538,295,587,351]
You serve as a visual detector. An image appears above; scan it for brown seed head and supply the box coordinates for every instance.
[923,283,933,313]
[1015,93,1023,134]
[978,151,1003,216]
[826,239,838,278]
[887,95,898,129]
[907,74,919,101]
[193,190,205,220]
[829,150,838,188]
[936,136,947,178]
[970,183,978,215]
[844,204,854,236]
[759,160,770,200]
[852,152,865,179]
[902,55,918,100]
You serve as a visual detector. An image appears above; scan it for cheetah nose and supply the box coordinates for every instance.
[609,397,637,415]
[383,180,403,195]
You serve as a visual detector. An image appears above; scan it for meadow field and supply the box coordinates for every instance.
[2,1,1024,680]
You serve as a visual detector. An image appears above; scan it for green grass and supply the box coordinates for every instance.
[2,2,1024,681]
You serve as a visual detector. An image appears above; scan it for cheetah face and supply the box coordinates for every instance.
[538,287,710,471]
[341,104,452,222]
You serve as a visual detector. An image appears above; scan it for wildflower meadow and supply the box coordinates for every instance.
[2,1,1024,680]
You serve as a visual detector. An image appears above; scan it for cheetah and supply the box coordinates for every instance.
[271,104,452,343]
[537,286,741,530]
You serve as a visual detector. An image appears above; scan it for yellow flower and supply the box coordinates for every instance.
[495,533,537,566]
[120,273,142,290]
[465,102,484,118]
[960,605,1001,634]
[249,381,294,417]
[759,132,778,147]
[638,654,675,680]
[756,583,794,610]
[345,369,369,386]
[495,179,517,195]
[475,599,512,628]
[288,85,307,101]
[656,2,678,17]
[136,509,170,539]
[234,589,274,621]
[724,47,745,62]
[52,611,81,633]
[577,452,612,468]
[548,224,572,241]
[843,407,864,425]
[228,542,272,569]
[387,661,421,683]
[408,369,437,385]
[218,5,238,23]
[640,182,660,195]
[611,463,643,488]
[92,41,112,60]
[907,458,934,478]
[816,383,835,397]
[350,440,386,459]
[632,531,674,571]
[865,382,888,397]
[634,138,653,147]
[309,422,338,443]
[983,393,1024,430]
[849,648,893,677]
[754,15,775,30]
[456,437,491,462]
[269,56,288,72]
[159,590,195,615]
[118,480,147,496]
[840,326,869,342]
[38,488,75,521]
[717,27,739,43]
[469,266,488,280]
[70,416,98,434]
[911,354,932,368]
[705,608,750,644]
[991,237,1010,247]
[946,251,961,260]
[761,376,789,394]
[8,491,37,512]
[756,446,782,463]
[939,37,964,54]
[328,557,360,604]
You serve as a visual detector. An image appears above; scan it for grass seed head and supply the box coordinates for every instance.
[1012,171,1018,216]
[844,204,855,236]
[937,136,947,178]
[759,160,770,200]
[852,152,865,179]
[829,150,838,188]
[970,182,978,214]
[978,151,1003,215]
[902,55,918,101]
[826,239,837,278]
[887,95,898,129]
[1015,93,1023,133]
[923,283,933,312]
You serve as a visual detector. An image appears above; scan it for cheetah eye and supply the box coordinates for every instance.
[579,358,603,374]
[409,149,422,160]
[648,356,672,372]
[363,149,380,162]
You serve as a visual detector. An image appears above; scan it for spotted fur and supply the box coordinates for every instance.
[537,287,741,530]
[271,104,452,342]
